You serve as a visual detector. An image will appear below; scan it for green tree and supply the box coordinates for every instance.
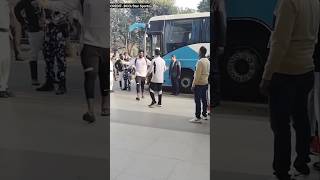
[198,0,210,12]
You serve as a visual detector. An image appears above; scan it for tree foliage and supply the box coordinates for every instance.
[198,0,210,12]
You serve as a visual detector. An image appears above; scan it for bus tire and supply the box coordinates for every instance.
[221,47,264,102]
[180,70,194,94]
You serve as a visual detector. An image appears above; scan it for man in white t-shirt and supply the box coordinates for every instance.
[147,49,166,107]
[130,50,150,101]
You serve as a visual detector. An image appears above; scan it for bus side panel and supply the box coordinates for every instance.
[163,46,198,86]
[163,43,210,87]
[226,0,277,27]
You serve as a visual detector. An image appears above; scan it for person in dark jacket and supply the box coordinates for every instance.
[15,0,44,86]
[212,0,226,107]
[311,27,320,172]
[169,55,181,95]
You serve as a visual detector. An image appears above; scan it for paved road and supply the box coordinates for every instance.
[1,59,108,180]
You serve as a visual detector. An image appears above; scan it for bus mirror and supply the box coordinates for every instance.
[147,23,151,29]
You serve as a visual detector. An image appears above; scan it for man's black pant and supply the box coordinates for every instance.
[135,76,146,95]
[171,77,180,95]
[211,72,221,106]
[43,23,68,88]
[194,85,208,119]
[269,71,314,174]
[81,44,109,99]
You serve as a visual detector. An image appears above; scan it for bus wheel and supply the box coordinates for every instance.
[180,71,193,93]
[222,48,263,101]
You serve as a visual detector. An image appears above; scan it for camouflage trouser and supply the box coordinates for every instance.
[43,23,68,87]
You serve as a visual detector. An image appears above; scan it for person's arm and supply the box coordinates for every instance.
[262,0,297,80]
[14,0,27,26]
[177,61,182,78]
[192,61,203,87]
[168,62,172,76]
[147,60,155,76]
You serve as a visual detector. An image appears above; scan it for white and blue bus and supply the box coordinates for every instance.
[145,12,210,93]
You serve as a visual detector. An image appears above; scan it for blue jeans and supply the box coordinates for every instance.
[194,85,208,119]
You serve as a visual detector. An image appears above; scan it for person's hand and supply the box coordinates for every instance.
[259,79,271,96]
[191,86,195,93]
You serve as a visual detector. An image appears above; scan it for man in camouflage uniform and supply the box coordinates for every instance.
[37,9,69,95]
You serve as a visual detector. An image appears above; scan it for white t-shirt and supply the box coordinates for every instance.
[149,56,167,83]
[130,57,150,77]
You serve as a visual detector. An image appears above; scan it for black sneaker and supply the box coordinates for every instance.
[136,97,140,101]
[0,91,9,98]
[32,80,41,86]
[15,55,24,61]
[293,160,310,175]
[56,86,66,95]
[82,113,96,123]
[148,101,157,108]
[36,82,54,91]
[6,90,15,97]
[273,172,295,180]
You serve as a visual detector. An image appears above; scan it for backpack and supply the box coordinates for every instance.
[134,58,148,67]
[114,59,123,72]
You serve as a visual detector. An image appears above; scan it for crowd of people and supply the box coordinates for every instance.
[110,47,210,122]
[0,0,108,123]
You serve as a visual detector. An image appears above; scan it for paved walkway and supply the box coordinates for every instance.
[110,84,210,180]
[212,104,320,180]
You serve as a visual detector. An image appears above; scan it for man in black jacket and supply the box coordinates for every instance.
[212,0,226,107]
[169,55,181,95]
[15,0,44,86]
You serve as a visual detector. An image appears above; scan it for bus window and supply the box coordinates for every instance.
[146,34,162,57]
[164,18,205,54]
[152,34,162,56]
[202,18,210,42]
[146,35,152,57]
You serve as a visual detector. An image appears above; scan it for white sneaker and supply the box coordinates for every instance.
[157,104,162,107]
[202,116,209,120]
[189,118,202,123]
